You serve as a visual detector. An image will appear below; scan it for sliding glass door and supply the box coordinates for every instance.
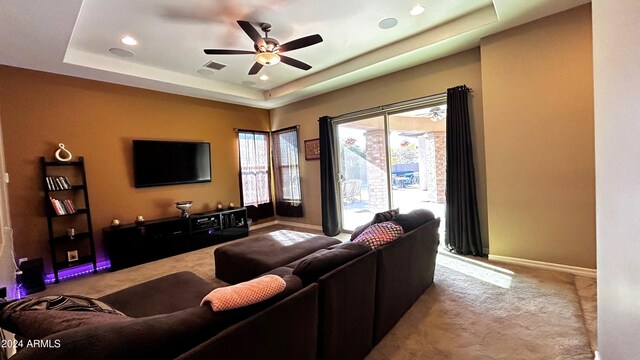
[334,100,447,232]
[336,116,389,231]
[388,105,447,223]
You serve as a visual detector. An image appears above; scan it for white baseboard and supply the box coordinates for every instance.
[488,254,596,278]
[275,220,323,231]
[249,220,277,230]
[250,220,323,232]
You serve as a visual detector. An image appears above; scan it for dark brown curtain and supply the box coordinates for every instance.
[319,116,340,236]
[272,127,303,217]
[445,85,483,255]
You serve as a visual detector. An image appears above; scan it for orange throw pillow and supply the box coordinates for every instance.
[200,275,286,312]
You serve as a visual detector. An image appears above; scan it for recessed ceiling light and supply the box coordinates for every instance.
[121,36,137,46]
[109,48,135,57]
[410,5,425,16]
[196,69,214,76]
[378,18,398,30]
[259,74,269,81]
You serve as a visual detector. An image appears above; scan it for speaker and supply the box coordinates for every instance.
[19,258,46,294]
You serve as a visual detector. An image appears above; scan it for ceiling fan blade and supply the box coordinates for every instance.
[278,34,323,52]
[248,62,264,75]
[279,55,312,71]
[237,20,265,47]
[204,49,255,55]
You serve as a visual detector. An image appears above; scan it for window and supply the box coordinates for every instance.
[272,127,303,217]
[238,131,271,207]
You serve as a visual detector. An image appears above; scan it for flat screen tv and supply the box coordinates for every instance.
[133,140,211,188]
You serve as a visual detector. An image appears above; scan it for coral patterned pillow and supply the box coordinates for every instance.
[200,275,286,312]
[353,221,404,249]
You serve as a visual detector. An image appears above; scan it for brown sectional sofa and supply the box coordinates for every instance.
[8,271,318,360]
[4,209,439,360]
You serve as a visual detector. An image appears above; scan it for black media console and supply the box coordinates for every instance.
[104,207,248,271]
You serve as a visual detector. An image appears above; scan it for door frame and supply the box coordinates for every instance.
[331,93,447,232]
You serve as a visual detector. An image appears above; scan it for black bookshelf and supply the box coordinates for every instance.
[40,156,97,283]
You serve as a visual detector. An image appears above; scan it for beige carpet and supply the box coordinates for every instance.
[575,275,598,352]
[367,253,593,359]
[38,225,595,359]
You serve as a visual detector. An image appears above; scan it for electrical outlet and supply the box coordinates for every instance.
[18,257,28,266]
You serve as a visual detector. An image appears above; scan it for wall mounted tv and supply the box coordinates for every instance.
[133,140,212,188]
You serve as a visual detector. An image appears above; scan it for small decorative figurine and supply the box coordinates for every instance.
[216,202,224,210]
[135,215,145,225]
[54,143,73,162]
[228,202,235,209]
[111,219,121,227]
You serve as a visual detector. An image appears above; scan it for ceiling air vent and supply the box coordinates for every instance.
[203,61,226,70]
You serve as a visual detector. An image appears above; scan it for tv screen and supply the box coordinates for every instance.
[133,140,211,188]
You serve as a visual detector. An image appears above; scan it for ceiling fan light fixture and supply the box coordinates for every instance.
[255,52,281,66]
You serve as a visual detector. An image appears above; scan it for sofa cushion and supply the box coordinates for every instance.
[349,221,372,241]
[372,208,400,224]
[1,310,131,340]
[349,208,399,241]
[0,295,128,340]
[292,242,371,284]
[392,209,436,233]
[353,221,404,249]
[201,275,286,312]
[98,271,215,317]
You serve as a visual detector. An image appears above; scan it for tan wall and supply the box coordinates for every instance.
[481,5,595,268]
[0,66,270,271]
[270,48,488,249]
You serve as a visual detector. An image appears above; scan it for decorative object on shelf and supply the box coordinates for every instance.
[54,143,73,162]
[67,250,79,262]
[304,138,320,160]
[66,228,75,240]
[175,201,193,218]
[111,219,121,227]
[228,202,236,209]
[217,202,224,210]
[135,215,145,225]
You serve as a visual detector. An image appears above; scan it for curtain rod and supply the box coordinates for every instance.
[233,128,270,134]
[330,92,447,123]
[271,125,300,133]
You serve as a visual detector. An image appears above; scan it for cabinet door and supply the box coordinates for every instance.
[104,227,148,271]
[221,209,249,241]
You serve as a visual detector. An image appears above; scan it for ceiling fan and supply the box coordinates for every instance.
[204,20,323,75]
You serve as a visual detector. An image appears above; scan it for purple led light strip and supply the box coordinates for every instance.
[43,260,111,284]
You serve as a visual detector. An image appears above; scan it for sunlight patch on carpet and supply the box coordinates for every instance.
[437,252,513,288]
[268,230,317,245]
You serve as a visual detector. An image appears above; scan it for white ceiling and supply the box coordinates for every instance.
[0,0,590,109]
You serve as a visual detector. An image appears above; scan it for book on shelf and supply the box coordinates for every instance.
[49,196,77,215]
[45,176,74,191]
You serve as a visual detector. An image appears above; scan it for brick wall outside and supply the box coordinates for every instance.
[420,131,446,204]
[365,129,389,212]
